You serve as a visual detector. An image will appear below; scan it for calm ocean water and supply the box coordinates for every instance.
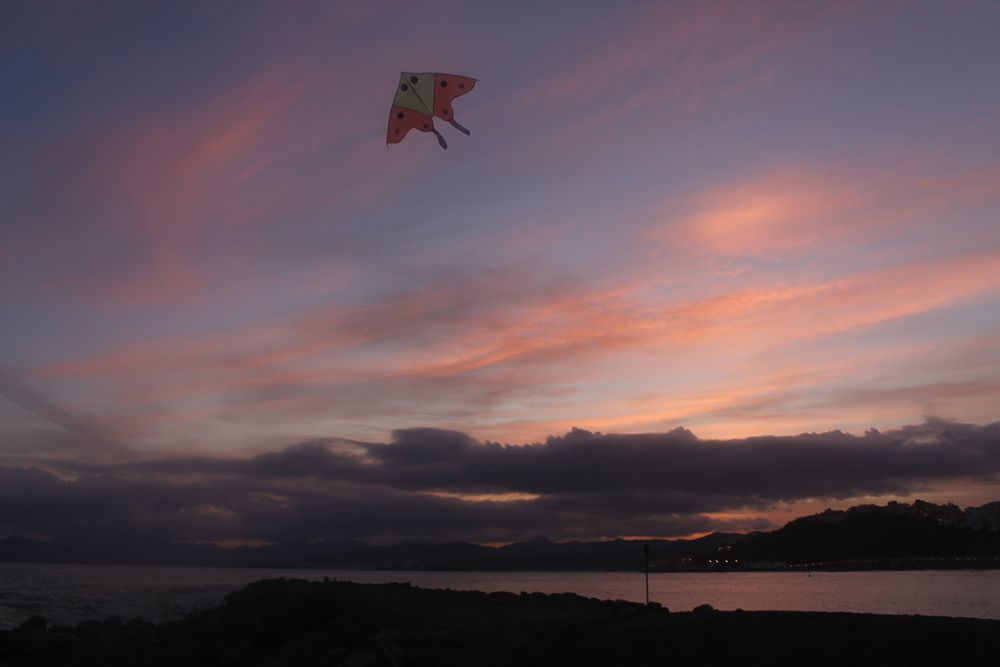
[2,564,999,629]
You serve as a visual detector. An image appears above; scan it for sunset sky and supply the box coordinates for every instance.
[2,1,1000,544]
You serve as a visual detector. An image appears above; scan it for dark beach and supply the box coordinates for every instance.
[3,578,999,666]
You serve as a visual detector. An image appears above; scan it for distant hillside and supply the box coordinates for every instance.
[2,499,998,571]
[720,500,1000,568]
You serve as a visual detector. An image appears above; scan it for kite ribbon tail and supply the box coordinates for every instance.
[432,128,448,149]
[448,117,471,135]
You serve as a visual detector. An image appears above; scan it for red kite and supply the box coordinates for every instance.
[387,72,476,149]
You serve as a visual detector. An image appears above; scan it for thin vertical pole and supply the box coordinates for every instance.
[643,542,650,605]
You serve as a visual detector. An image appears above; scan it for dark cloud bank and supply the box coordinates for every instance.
[2,419,999,545]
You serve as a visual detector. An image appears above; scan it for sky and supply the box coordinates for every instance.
[2,0,1000,545]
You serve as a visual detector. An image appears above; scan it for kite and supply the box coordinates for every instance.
[387,72,477,149]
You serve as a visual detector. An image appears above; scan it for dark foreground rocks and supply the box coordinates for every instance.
[2,578,999,666]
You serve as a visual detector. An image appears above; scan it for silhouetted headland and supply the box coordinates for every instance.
[3,578,999,666]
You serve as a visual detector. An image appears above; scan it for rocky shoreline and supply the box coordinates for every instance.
[3,578,999,665]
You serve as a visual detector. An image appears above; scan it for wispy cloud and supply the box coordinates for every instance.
[0,372,129,459]
[21,244,1000,447]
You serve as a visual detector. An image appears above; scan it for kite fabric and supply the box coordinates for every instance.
[387,72,476,149]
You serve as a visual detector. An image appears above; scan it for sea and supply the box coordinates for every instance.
[2,564,999,630]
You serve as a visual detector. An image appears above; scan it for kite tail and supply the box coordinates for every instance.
[432,128,448,149]
[448,117,471,135]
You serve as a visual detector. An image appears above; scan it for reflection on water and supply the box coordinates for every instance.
[2,563,999,629]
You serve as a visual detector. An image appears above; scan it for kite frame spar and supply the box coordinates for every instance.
[386,71,478,149]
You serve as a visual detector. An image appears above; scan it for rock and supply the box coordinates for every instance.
[126,617,150,628]
[18,616,48,634]
[102,615,124,631]
[122,617,156,642]
[74,619,104,639]
[325,646,350,663]
[374,626,405,664]
[6,616,52,655]
[339,650,377,667]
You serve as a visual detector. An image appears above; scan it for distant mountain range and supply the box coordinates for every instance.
[2,500,998,571]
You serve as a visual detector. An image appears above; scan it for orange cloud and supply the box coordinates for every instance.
[667,176,856,257]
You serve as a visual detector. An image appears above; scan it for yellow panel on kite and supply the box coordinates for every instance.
[406,72,437,112]
[392,73,433,116]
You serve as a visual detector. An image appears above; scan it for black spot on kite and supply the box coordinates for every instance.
[422,123,429,129]
[440,80,448,87]
[458,83,465,89]
[441,108,449,115]
[410,76,418,84]
[401,84,408,91]
[394,128,400,134]
[396,112,404,119]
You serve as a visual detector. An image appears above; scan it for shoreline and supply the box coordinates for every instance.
[3,578,1000,666]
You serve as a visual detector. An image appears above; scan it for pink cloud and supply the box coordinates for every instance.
[643,157,1000,259]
